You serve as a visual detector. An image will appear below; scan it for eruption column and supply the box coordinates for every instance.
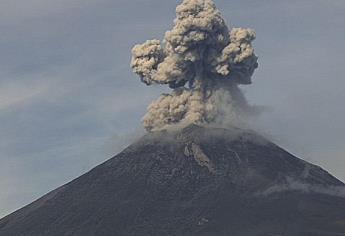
[131,0,258,131]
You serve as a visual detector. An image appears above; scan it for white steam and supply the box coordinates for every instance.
[259,177,345,198]
[131,0,258,131]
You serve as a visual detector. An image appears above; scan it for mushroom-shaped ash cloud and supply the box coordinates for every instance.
[131,0,258,131]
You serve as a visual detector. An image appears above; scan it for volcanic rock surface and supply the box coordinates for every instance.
[1,125,345,236]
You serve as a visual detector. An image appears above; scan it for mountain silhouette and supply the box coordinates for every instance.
[1,125,345,236]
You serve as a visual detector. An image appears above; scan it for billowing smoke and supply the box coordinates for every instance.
[131,0,258,131]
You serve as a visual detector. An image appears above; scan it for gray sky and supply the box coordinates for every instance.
[0,0,344,218]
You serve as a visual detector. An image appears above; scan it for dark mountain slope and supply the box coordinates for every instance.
[1,125,345,236]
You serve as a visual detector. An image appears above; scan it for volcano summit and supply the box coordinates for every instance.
[0,125,345,236]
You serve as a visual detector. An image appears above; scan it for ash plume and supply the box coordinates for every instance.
[131,0,258,131]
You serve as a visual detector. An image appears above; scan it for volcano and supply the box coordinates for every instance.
[0,125,345,236]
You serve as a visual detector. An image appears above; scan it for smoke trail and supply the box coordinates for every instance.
[131,0,258,131]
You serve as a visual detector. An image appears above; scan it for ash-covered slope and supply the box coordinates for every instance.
[1,125,345,236]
